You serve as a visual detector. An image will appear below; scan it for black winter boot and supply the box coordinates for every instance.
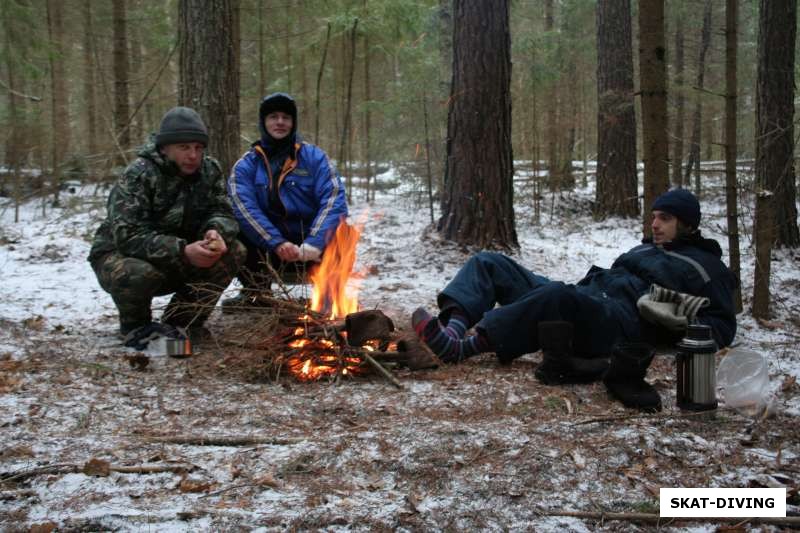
[534,321,609,384]
[603,342,662,412]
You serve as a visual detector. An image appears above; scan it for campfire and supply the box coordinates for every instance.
[273,221,437,384]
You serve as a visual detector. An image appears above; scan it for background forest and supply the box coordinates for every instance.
[0,1,789,191]
[0,0,799,311]
[2,2,800,530]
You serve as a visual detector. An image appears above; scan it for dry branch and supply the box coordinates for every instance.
[145,435,302,446]
[1,463,193,483]
[538,509,800,527]
[362,352,404,389]
[111,464,192,474]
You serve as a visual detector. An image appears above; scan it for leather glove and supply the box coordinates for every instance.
[297,243,322,262]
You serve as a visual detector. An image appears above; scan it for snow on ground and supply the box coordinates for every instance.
[0,166,799,531]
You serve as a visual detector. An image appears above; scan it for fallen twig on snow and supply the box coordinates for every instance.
[0,463,192,483]
[538,509,800,527]
[362,351,404,389]
[145,435,303,446]
[573,409,742,426]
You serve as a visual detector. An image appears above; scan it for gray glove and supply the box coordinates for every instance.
[637,284,710,333]
[637,298,688,332]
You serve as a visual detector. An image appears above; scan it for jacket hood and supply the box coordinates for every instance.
[258,92,298,144]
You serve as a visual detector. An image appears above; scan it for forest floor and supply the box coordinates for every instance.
[1,166,799,532]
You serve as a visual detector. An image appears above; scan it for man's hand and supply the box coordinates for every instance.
[203,229,227,254]
[185,239,222,268]
[276,242,301,262]
[298,243,322,262]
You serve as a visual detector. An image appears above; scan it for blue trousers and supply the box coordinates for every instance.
[438,252,633,360]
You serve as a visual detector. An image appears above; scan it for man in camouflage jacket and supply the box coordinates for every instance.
[88,107,246,336]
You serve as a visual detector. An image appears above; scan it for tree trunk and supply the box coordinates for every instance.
[338,19,358,206]
[670,13,685,187]
[544,0,559,191]
[684,0,712,195]
[82,0,98,161]
[638,0,669,237]
[128,22,145,143]
[423,97,435,224]
[439,0,452,102]
[258,0,265,98]
[556,8,576,191]
[314,23,332,145]
[438,0,517,250]
[46,0,69,206]
[438,0,453,195]
[362,1,373,202]
[178,0,241,175]
[755,0,799,247]
[2,1,25,212]
[724,0,742,313]
[284,3,292,94]
[752,192,773,318]
[595,0,638,218]
[2,3,23,185]
[113,0,130,162]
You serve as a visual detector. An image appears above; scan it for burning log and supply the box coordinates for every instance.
[395,334,441,370]
[345,310,394,346]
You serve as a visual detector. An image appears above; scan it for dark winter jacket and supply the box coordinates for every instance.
[576,234,737,347]
[88,136,240,272]
[228,139,348,252]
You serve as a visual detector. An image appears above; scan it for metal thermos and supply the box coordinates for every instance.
[676,324,718,411]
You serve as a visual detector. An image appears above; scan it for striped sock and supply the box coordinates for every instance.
[412,307,489,363]
[444,310,469,339]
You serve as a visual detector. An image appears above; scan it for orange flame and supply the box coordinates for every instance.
[310,222,362,319]
[287,351,363,381]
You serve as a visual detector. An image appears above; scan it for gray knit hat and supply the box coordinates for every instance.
[155,106,208,147]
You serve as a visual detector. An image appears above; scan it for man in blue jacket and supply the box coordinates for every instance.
[225,93,348,308]
[413,189,737,411]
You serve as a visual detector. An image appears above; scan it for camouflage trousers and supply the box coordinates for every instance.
[91,240,246,332]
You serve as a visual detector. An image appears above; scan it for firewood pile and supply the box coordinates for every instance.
[209,295,439,387]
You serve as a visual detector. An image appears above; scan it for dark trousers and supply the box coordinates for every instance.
[439,252,632,360]
[92,240,246,330]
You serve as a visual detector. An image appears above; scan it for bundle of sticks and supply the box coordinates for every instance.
[215,296,439,388]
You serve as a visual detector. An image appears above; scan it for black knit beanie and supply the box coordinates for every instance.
[651,188,701,229]
[155,106,208,147]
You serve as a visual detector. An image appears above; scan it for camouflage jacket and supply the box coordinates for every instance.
[88,136,240,272]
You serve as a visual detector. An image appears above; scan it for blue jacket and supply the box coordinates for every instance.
[576,236,737,347]
[228,140,348,252]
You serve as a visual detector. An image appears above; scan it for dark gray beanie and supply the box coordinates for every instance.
[652,188,701,229]
[155,106,208,147]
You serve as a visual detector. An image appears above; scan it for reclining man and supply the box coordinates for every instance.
[413,189,737,411]
[89,106,246,340]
